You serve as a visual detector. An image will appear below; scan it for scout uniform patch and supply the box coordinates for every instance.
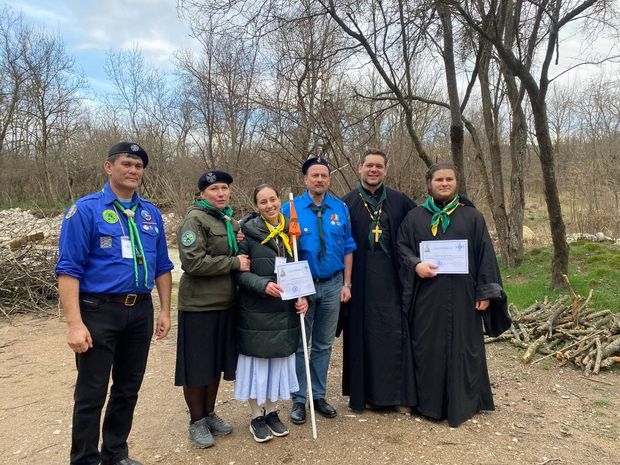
[181,230,196,246]
[103,209,119,223]
[65,204,77,219]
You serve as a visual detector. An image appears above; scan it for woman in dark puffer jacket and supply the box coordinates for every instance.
[235,184,308,443]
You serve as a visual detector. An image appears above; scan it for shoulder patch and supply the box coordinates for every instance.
[65,204,78,219]
[181,230,197,247]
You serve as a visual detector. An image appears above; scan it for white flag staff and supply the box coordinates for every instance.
[288,192,318,439]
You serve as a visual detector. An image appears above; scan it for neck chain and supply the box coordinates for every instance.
[356,185,388,253]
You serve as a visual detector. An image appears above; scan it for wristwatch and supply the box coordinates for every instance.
[343,283,352,288]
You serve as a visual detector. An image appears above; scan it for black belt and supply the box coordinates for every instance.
[313,271,341,284]
[81,293,151,307]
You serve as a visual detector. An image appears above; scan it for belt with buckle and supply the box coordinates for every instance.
[313,271,341,284]
[81,293,150,307]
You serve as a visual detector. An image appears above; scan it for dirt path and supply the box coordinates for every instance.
[1,249,618,465]
[1,310,618,465]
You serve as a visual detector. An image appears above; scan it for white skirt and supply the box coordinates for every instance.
[234,353,299,406]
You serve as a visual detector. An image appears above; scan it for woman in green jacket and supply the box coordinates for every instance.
[175,170,250,449]
[235,184,308,443]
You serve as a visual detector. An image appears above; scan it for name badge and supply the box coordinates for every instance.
[121,236,134,259]
[274,256,287,273]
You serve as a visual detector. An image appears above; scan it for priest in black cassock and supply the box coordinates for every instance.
[340,149,417,412]
[397,162,511,427]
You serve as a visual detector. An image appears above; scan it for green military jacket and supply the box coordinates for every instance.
[177,205,241,312]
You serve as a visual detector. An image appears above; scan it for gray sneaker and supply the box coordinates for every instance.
[249,416,273,443]
[188,418,214,448]
[265,411,289,437]
[205,411,233,436]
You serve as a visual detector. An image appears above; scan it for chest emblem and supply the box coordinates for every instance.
[141,210,152,221]
[103,209,119,224]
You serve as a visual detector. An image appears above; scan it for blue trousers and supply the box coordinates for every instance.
[292,272,342,404]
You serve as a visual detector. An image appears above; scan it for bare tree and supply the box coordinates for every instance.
[0,8,29,153]
[19,26,86,203]
[573,76,620,235]
[176,34,259,171]
[102,46,183,198]
[451,0,619,288]
[437,2,467,193]
[318,0,436,169]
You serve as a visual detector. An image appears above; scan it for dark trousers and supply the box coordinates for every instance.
[70,295,153,465]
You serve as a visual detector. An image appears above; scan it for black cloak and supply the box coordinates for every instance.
[397,196,510,427]
[340,185,417,411]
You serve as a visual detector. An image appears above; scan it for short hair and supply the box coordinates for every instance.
[252,183,279,205]
[425,162,458,183]
[360,148,388,166]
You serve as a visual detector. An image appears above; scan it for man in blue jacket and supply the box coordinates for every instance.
[56,142,174,465]
[281,156,356,424]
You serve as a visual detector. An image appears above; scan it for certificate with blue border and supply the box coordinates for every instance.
[276,260,317,300]
[419,239,469,274]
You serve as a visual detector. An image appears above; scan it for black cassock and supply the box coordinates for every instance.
[397,197,511,427]
[340,186,417,411]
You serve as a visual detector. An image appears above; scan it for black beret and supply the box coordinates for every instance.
[198,170,233,191]
[107,142,149,168]
[301,156,330,175]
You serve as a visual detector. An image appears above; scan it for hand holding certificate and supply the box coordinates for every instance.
[419,239,469,274]
[276,260,317,300]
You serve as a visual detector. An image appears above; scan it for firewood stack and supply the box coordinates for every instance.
[486,282,620,374]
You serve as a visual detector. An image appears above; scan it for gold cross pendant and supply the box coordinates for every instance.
[372,224,382,242]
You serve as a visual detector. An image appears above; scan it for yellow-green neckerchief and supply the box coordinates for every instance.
[113,200,148,287]
[421,194,460,236]
[260,213,293,257]
[195,199,238,254]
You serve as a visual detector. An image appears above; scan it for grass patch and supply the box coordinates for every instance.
[592,399,613,408]
[501,240,619,312]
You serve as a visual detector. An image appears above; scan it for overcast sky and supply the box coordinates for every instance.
[7,1,618,98]
[8,0,196,94]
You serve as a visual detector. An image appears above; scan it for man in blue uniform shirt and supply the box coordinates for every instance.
[281,156,356,424]
[56,142,174,465]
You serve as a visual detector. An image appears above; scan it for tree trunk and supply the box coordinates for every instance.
[439,3,466,194]
[530,97,569,288]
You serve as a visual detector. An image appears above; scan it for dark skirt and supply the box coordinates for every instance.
[174,309,238,386]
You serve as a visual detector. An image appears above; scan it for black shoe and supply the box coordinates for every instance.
[313,398,337,418]
[290,402,306,425]
[111,459,143,465]
[265,410,289,437]
[249,415,273,443]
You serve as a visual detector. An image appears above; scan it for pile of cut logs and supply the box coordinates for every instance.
[487,279,620,374]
